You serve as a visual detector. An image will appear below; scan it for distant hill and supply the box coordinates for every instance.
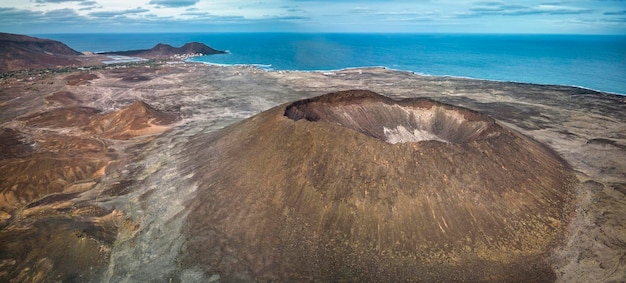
[0,33,82,72]
[101,42,226,58]
[0,33,226,72]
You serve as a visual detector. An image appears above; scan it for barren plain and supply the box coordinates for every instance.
[0,62,624,282]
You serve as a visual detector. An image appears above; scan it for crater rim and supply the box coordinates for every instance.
[284,90,497,144]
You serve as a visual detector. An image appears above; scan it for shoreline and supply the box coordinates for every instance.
[188,59,626,96]
[2,57,624,97]
[30,32,625,95]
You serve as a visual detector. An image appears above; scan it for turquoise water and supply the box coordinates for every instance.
[40,33,626,95]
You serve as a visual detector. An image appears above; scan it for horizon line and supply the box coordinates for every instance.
[24,31,626,36]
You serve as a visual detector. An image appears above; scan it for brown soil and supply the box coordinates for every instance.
[45,91,84,106]
[0,64,623,282]
[0,33,82,72]
[181,90,577,282]
[87,101,180,139]
[0,88,179,280]
[64,72,99,86]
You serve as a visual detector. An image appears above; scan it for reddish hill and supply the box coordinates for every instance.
[0,33,82,72]
[87,101,180,139]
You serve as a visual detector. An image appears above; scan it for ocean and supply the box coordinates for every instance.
[39,33,626,95]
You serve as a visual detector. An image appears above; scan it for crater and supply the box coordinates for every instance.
[285,90,495,144]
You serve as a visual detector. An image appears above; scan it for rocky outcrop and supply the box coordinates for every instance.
[102,42,226,59]
[181,90,576,282]
[0,33,81,72]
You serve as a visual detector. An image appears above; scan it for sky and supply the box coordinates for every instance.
[0,0,625,34]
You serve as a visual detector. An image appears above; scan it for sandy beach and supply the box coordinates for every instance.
[0,62,624,281]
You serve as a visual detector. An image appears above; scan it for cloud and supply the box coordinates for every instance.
[1,0,623,34]
[124,7,150,14]
[181,10,211,17]
[88,7,149,18]
[376,11,424,16]
[43,8,85,22]
[0,7,86,30]
[86,11,118,17]
[349,6,373,13]
[474,1,504,6]
[290,0,412,2]
[148,0,199,8]
[79,1,98,6]
[269,15,310,21]
[0,7,43,23]
[281,6,306,13]
[35,0,89,3]
[603,17,626,22]
[604,10,626,15]
[463,2,594,17]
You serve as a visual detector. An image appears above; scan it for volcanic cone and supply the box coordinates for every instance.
[181,90,575,282]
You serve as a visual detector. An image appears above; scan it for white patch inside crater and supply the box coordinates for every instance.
[287,100,489,144]
[383,125,448,144]
[380,106,485,144]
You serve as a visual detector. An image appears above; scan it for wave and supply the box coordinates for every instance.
[313,66,624,96]
[188,59,273,70]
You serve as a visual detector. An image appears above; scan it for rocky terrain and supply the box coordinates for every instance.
[0,61,624,282]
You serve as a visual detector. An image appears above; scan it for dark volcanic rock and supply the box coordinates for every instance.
[0,128,33,160]
[0,32,81,72]
[103,42,226,59]
[0,208,123,281]
[181,90,576,282]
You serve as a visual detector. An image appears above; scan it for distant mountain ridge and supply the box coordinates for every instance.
[0,32,225,72]
[101,42,226,58]
[0,32,82,72]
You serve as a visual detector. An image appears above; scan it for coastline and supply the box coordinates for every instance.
[8,31,625,94]
[176,32,625,95]
[188,59,626,96]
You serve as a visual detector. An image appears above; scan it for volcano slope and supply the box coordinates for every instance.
[181,90,576,282]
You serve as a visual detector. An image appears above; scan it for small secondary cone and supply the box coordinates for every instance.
[181,90,576,282]
[87,101,179,139]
